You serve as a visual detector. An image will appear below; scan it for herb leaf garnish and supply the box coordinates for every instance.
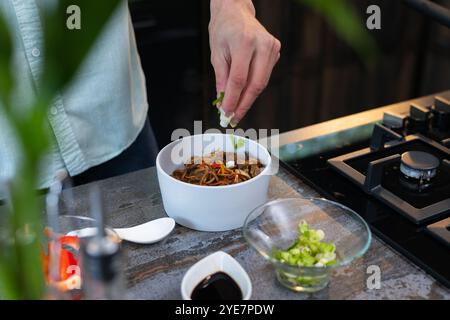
[212,91,225,106]
[231,134,245,150]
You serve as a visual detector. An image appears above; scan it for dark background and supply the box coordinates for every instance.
[129,0,450,148]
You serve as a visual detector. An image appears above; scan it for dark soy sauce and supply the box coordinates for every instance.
[191,272,243,300]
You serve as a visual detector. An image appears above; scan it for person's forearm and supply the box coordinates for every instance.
[210,0,255,18]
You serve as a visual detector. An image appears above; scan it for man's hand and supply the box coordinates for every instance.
[209,0,281,126]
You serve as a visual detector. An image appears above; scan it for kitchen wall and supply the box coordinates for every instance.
[129,0,450,148]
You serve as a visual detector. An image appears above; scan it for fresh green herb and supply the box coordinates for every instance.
[212,91,225,106]
[273,221,337,267]
[230,134,245,150]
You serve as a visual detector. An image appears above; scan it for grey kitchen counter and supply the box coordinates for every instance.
[60,166,450,300]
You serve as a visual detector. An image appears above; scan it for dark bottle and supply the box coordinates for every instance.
[81,185,125,300]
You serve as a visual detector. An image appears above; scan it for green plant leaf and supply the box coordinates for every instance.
[0,11,14,107]
[0,13,21,300]
[0,205,21,300]
[297,0,378,64]
[0,0,122,300]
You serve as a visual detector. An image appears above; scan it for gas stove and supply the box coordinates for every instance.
[277,91,450,288]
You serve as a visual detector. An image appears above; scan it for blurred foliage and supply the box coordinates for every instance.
[297,0,378,65]
[0,0,120,299]
[0,12,13,107]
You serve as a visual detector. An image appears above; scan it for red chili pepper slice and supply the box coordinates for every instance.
[43,227,80,250]
[58,249,78,281]
[41,229,80,285]
[59,236,80,251]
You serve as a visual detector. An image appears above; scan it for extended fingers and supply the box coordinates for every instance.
[211,53,229,95]
[220,36,255,115]
[232,37,281,124]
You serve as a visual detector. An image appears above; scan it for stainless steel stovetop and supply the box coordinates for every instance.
[277,91,450,288]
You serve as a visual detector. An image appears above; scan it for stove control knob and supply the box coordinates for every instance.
[382,111,405,132]
[434,96,450,113]
[407,103,430,134]
[410,104,430,120]
[432,96,450,131]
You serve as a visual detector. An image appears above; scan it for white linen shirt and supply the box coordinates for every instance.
[0,0,149,188]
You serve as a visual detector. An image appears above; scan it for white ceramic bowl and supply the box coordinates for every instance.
[181,251,252,300]
[156,133,272,231]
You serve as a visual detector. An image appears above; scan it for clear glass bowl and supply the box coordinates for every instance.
[243,198,372,292]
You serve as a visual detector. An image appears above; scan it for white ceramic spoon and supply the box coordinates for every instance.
[67,217,175,244]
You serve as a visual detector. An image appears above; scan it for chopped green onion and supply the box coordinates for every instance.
[230,134,245,150]
[273,220,337,267]
[212,91,225,106]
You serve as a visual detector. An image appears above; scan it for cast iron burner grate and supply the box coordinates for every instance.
[427,217,450,248]
[328,133,450,225]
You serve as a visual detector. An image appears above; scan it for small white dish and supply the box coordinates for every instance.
[181,251,252,300]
